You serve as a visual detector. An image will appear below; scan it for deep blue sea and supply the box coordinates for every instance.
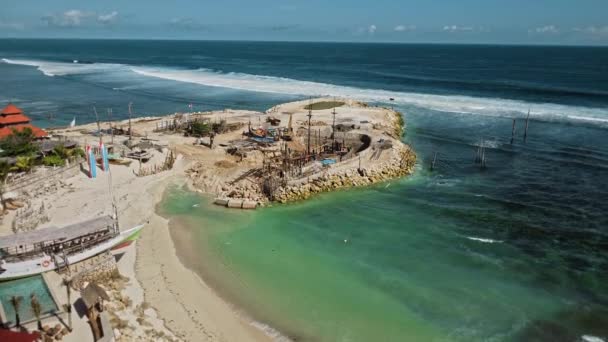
[2,39,607,341]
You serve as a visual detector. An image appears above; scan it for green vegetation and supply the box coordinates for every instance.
[0,161,10,209]
[53,144,69,159]
[0,127,40,157]
[72,147,86,159]
[189,121,212,137]
[43,154,66,167]
[395,111,405,136]
[12,155,35,173]
[304,101,345,111]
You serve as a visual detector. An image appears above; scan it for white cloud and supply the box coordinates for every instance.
[443,25,474,33]
[532,25,559,34]
[0,22,24,30]
[42,9,94,27]
[394,25,416,32]
[368,24,377,34]
[98,11,119,25]
[574,26,608,36]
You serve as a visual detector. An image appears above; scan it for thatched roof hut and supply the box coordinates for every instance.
[80,283,110,310]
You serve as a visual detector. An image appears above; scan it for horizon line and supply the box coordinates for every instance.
[0,36,607,48]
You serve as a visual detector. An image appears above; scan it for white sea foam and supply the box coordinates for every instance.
[3,58,608,128]
[130,67,608,127]
[466,236,503,244]
[582,335,605,342]
[1,58,122,77]
[249,320,292,342]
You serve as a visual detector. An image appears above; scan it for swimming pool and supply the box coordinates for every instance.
[0,275,60,326]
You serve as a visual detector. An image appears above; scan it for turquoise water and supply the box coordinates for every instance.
[160,172,607,341]
[0,275,59,325]
[2,40,607,341]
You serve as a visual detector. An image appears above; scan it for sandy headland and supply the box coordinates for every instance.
[183,98,416,206]
[0,98,414,341]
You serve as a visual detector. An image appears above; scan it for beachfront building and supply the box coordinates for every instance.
[0,104,47,140]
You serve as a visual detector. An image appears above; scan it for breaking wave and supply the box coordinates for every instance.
[3,58,608,128]
[466,236,504,244]
[1,58,123,77]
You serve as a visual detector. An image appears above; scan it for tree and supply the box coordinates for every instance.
[72,147,86,160]
[53,144,69,159]
[189,121,211,137]
[0,161,10,211]
[62,279,73,332]
[30,293,42,330]
[0,127,39,157]
[12,155,35,173]
[9,295,23,328]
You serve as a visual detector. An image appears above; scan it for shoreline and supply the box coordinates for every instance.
[133,175,275,342]
[0,97,416,341]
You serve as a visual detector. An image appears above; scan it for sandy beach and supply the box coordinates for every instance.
[134,177,272,342]
[0,98,411,341]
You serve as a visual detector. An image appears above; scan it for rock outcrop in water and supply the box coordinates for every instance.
[273,146,416,203]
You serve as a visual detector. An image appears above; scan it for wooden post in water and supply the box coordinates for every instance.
[524,109,530,143]
[475,139,482,164]
[510,119,516,145]
[431,151,438,171]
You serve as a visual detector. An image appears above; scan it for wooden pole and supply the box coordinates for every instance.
[524,109,530,143]
[93,106,102,146]
[108,109,114,145]
[510,119,516,145]
[332,105,337,150]
[128,102,133,141]
[431,151,437,171]
[307,100,312,158]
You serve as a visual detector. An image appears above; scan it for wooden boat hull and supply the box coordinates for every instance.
[0,225,144,281]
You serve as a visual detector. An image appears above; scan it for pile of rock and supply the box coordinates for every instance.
[222,182,266,203]
[40,324,70,341]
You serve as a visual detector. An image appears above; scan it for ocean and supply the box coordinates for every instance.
[2,39,607,341]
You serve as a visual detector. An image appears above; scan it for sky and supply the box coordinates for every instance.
[1,0,607,45]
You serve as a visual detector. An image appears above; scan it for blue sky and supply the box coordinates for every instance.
[1,0,607,44]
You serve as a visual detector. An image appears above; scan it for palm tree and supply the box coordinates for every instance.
[62,279,73,332]
[30,293,42,330]
[12,156,34,173]
[9,295,23,328]
[0,160,11,211]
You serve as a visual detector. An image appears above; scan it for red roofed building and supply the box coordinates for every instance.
[0,329,41,342]
[0,104,47,139]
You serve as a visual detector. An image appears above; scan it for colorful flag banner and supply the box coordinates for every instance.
[86,145,97,178]
[100,142,110,171]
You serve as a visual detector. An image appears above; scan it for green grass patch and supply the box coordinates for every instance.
[304,101,345,111]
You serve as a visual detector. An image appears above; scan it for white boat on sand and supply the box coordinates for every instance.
[0,216,143,281]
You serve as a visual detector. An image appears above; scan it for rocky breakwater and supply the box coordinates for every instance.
[274,145,416,203]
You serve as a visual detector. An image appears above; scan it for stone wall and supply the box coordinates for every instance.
[68,252,120,290]
[274,145,416,203]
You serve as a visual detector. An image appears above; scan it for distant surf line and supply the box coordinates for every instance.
[3,58,608,129]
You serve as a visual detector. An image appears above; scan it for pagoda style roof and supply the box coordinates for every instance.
[1,103,24,115]
[0,216,114,250]
[0,124,47,139]
[0,114,30,125]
